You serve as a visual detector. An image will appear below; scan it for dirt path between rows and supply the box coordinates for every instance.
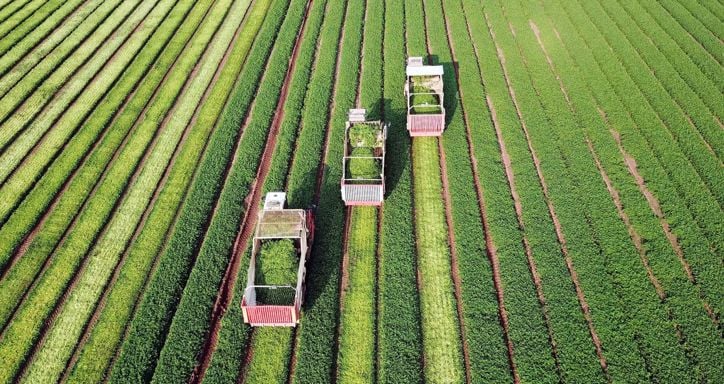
[488,14,609,379]
[191,1,316,382]
[61,1,237,380]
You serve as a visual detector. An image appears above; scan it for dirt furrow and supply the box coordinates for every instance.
[191,1,316,381]
[13,14,215,378]
[0,0,168,190]
[59,3,236,379]
[484,12,608,378]
[486,95,563,379]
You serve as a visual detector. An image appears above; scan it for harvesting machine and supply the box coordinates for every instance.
[405,57,445,136]
[341,109,388,205]
[241,192,314,326]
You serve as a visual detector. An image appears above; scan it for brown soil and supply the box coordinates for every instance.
[492,14,609,379]
[192,1,316,382]
[487,95,562,379]
[62,2,230,379]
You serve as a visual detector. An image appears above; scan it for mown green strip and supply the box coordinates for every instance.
[406,1,465,382]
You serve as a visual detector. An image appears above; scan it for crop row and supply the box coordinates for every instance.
[0,0,66,54]
[451,0,608,381]
[0,0,143,150]
[480,2,650,381]
[287,0,363,381]
[594,0,724,197]
[535,1,717,381]
[0,0,179,326]
[636,1,723,107]
[548,0,722,337]
[66,1,269,382]
[616,0,723,123]
[19,0,247,381]
[335,0,383,381]
[0,0,172,244]
[202,0,332,382]
[0,0,179,330]
[0,0,83,58]
[0,0,111,96]
[0,0,216,343]
[657,0,724,71]
[528,0,722,379]
[490,0,698,381]
[0,0,46,39]
[107,0,305,382]
[0,0,168,192]
[673,0,723,42]
[410,1,469,382]
[377,1,423,382]
[0,1,223,382]
[573,0,724,246]
[0,0,31,24]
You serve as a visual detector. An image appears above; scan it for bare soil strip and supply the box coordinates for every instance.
[59,4,243,379]
[190,2,315,381]
[486,13,608,376]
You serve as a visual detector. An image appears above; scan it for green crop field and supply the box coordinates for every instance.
[0,0,721,382]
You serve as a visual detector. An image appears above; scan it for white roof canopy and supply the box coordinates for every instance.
[406,65,443,77]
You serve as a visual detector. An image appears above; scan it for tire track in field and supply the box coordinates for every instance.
[483,12,608,379]
[190,1,315,380]
[0,0,167,189]
[0,2,170,337]
[12,2,226,375]
[60,1,245,378]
